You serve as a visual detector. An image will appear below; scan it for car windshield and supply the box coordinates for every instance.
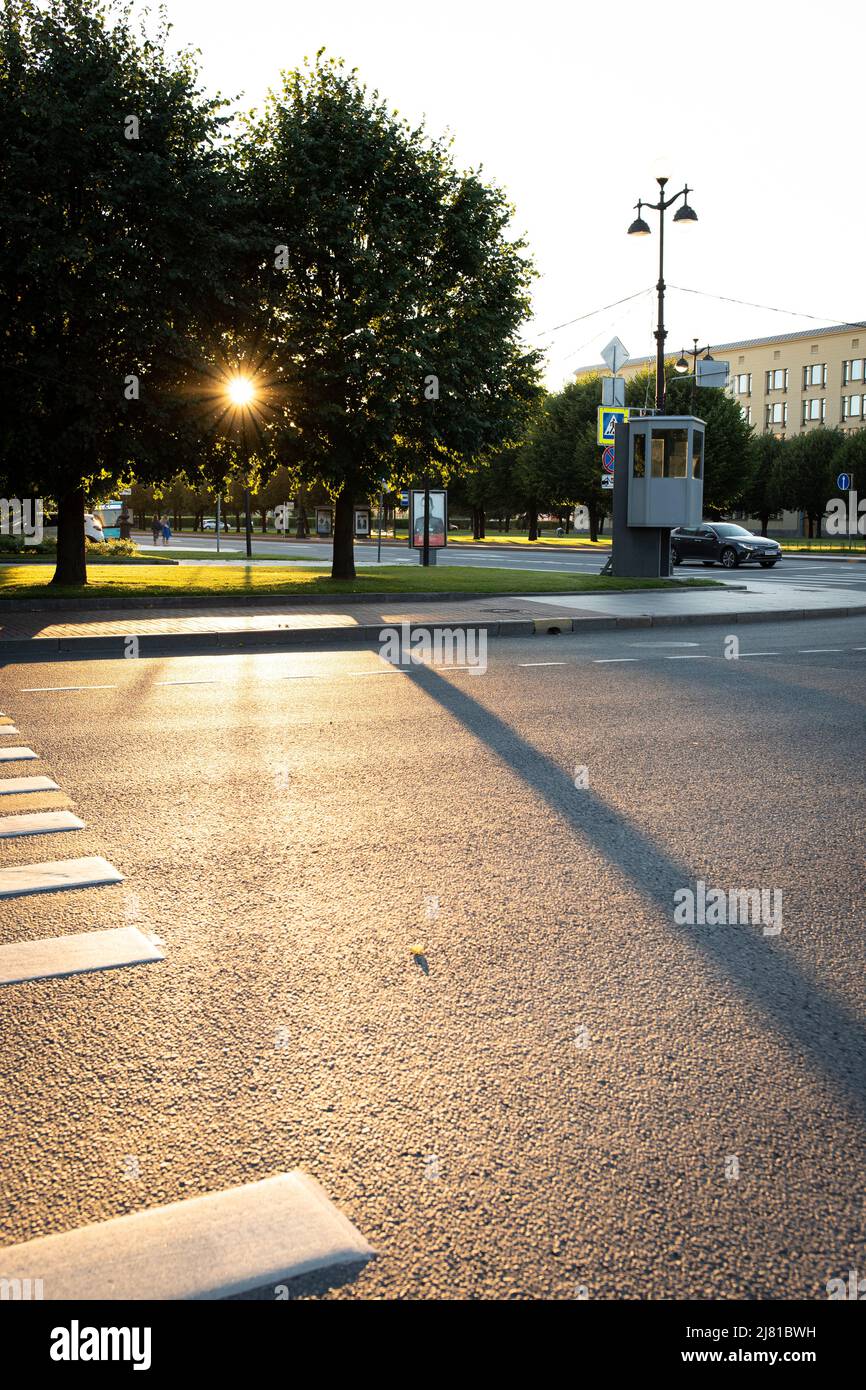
[711,524,752,537]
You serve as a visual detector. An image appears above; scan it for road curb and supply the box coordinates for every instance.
[2,603,865,662]
[0,582,724,613]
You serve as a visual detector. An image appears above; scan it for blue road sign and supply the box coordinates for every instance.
[399,490,409,507]
[597,406,629,444]
[602,446,615,473]
[837,473,851,491]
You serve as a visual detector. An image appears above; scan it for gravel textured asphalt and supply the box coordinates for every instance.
[1,615,865,1299]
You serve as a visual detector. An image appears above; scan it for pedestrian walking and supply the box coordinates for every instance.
[151,514,161,545]
[161,516,172,546]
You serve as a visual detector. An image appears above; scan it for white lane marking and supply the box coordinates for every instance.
[0,856,123,899]
[0,811,84,839]
[0,926,163,987]
[0,728,20,736]
[155,679,217,686]
[0,748,38,763]
[0,776,59,795]
[629,641,701,647]
[0,1170,373,1298]
[20,685,117,692]
[664,655,709,660]
[519,661,568,667]
[593,658,638,664]
[798,648,843,653]
[738,652,780,657]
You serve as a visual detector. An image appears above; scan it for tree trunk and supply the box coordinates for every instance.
[295,503,308,538]
[759,513,769,536]
[331,488,355,580]
[503,513,510,533]
[479,507,486,539]
[815,513,822,539]
[234,511,241,532]
[52,486,87,586]
[527,508,539,541]
[260,510,268,533]
[588,506,599,543]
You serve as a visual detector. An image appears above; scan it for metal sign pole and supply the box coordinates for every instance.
[422,483,430,567]
[377,488,383,563]
[216,494,221,555]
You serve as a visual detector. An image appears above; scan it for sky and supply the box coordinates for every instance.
[160,0,864,386]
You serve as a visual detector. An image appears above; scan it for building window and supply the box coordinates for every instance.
[843,359,864,385]
[734,372,751,395]
[802,398,826,423]
[842,394,862,419]
[803,363,827,388]
[765,368,788,392]
[766,402,787,427]
[650,429,689,479]
[741,404,752,425]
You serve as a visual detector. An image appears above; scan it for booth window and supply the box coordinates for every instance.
[692,431,704,478]
[632,432,646,477]
[650,429,689,478]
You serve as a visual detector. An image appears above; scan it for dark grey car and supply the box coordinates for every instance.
[671,523,782,569]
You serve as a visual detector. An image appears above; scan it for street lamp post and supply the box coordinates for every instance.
[675,339,714,413]
[628,177,698,412]
[225,375,257,559]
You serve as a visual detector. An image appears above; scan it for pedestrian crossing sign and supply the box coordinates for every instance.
[597,406,629,445]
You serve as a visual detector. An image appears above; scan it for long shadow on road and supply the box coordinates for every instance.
[401,659,866,1123]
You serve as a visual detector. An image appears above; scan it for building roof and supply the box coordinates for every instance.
[576,321,866,375]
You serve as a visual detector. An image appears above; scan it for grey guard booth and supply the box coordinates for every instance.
[611,415,705,577]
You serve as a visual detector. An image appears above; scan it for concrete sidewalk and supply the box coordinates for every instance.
[2,581,866,660]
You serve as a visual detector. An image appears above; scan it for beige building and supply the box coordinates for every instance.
[577,321,866,533]
[579,320,866,438]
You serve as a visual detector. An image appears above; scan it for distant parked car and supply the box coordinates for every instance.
[671,523,782,569]
[202,518,230,532]
[84,512,105,543]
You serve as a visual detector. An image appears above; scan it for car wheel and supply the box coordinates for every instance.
[720,547,739,569]
[671,548,681,566]
[760,560,777,567]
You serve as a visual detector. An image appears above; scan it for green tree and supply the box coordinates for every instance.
[786,428,844,537]
[740,432,785,535]
[625,366,753,514]
[238,54,540,579]
[0,0,240,584]
[515,377,611,540]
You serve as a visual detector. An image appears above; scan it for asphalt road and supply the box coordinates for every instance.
[133,532,866,593]
[1,616,865,1299]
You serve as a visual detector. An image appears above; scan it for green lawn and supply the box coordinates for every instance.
[779,538,866,553]
[0,563,722,601]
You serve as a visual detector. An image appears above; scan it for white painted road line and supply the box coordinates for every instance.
[519,661,568,667]
[0,776,59,795]
[0,811,84,839]
[0,856,123,899]
[0,926,163,987]
[0,747,38,763]
[738,652,780,658]
[664,655,709,660]
[0,1170,374,1299]
[0,728,20,736]
[593,658,638,664]
[19,685,117,693]
[155,679,217,686]
[798,648,843,653]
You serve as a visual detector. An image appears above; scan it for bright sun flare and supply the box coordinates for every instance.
[227,376,255,406]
